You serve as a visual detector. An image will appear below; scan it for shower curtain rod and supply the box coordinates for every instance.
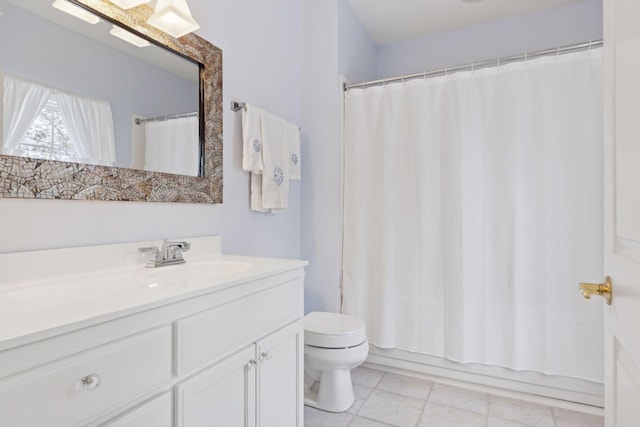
[135,111,198,125]
[344,39,603,91]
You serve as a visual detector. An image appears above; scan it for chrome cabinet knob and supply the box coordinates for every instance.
[247,359,258,369]
[260,351,272,362]
[80,374,101,391]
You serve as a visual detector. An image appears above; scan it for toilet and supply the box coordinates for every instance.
[303,311,368,412]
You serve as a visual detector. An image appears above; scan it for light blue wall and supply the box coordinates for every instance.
[301,0,341,313]
[0,0,302,263]
[377,0,603,79]
[339,1,378,85]
[301,0,377,314]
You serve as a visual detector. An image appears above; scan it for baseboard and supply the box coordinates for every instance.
[365,346,604,413]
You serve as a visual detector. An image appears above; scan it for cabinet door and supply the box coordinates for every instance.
[176,345,257,427]
[257,320,303,427]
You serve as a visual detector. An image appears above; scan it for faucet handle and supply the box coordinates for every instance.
[162,240,191,251]
[139,246,161,268]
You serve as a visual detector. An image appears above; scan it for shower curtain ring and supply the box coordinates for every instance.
[588,41,592,54]
[556,47,560,57]
[444,66,448,77]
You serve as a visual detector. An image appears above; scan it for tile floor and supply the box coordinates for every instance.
[304,366,604,427]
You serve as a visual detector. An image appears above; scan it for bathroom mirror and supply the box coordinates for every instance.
[0,0,223,203]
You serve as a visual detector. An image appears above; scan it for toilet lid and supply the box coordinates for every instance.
[304,312,367,349]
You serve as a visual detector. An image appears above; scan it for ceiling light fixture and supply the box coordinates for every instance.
[52,0,100,24]
[108,0,150,9]
[110,25,151,47]
[148,0,200,38]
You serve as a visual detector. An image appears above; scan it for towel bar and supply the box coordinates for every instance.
[232,101,301,131]
[231,101,246,112]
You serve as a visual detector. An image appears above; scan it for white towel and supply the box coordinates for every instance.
[259,110,289,210]
[242,105,299,212]
[288,124,301,180]
[242,104,263,172]
[250,173,268,212]
[250,173,286,213]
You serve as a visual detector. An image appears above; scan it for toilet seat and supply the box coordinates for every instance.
[304,312,366,349]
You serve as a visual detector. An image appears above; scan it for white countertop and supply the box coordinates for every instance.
[0,237,307,350]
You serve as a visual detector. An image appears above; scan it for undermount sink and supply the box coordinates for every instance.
[1,260,254,314]
[145,260,253,282]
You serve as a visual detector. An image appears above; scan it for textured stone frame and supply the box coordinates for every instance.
[0,0,222,203]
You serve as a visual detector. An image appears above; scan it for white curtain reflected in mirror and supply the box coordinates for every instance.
[142,114,199,176]
[2,74,116,166]
[56,90,116,165]
[3,75,51,156]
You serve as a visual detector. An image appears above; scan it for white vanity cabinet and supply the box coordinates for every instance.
[176,320,303,427]
[0,238,306,427]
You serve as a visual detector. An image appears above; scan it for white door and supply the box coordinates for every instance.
[602,0,640,425]
[257,320,303,427]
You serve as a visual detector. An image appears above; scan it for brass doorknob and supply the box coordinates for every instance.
[579,276,612,305]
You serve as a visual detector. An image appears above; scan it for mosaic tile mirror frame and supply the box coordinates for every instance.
[0,0,223,203]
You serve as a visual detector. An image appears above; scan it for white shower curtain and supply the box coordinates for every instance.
[144,116,199,176]
[342,49,604,382]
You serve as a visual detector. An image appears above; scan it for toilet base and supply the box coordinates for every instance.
[303,368,355,412]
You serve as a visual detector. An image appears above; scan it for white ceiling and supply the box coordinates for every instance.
[346,0,585,45]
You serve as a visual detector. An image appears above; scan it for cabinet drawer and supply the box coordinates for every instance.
[0,327,172,427]
[104,392,172,427]
[176,279,303,374]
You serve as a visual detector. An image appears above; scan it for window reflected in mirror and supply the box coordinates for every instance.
[0,0,202,177]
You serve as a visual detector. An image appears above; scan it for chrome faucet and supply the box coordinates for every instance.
[138,239,191,268]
